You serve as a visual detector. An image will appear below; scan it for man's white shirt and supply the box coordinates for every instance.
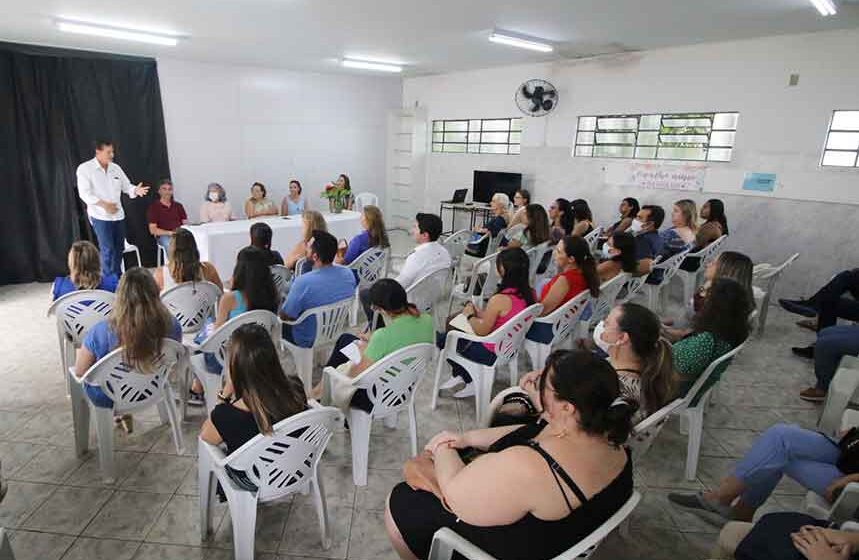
[395,241,452,289]
[76,157,137,221]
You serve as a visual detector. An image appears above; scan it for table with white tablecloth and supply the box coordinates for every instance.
[186,211,364,280]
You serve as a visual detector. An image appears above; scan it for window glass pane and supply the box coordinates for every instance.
[713,113,739,130]
[432,121,443,132]
[510,118,523,131]
[662,117,712,129]
[831,111,859,131]
[637,131,659,145]
[575,131,595,145]
[578,117,597,131]
[597,117,638,131]
[710,131,736,147]
[442,143,467,153]
[432,143,442,152]
[509,132,521,144]
[826,132,859,151]
[432,132,443,143]
[481,131,510,143]
[594,145,634,158]
[822,150,857,167]
[468,144,480,153]
[660,134,710,145]
[482,119,511,131]
[574,145,593,157]
[467,132,480,143]
[443,132,467,143]
[445,121,468,132]
[469,120,482,132]
[657,147,706,160]
[635,147,657,159]
[707,148,733,162]
[480,144,509,154]
[509,144,521,154]
[595,132,636,145]
[639,115,662,130]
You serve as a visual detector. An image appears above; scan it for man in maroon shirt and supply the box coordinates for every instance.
[147,179,188,261]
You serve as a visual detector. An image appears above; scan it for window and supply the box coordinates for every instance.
[432,118,522,155]
[574,112,739,162]
[822,111,859,168]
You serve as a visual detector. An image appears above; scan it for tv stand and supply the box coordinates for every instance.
[439,201,491,235]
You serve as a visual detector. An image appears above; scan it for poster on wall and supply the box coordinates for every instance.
[607,161,707,192]
[742,172,777,193]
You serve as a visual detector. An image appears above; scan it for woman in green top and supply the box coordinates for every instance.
[312,278,434,408]
[673,278,751,402]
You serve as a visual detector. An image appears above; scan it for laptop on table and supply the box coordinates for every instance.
[444,189,468,204]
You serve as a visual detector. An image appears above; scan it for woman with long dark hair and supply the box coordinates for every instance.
[604,197,640,237]
[680,198,730,273]
[548,198,574,244]
[155,228,222,291]
[507,204,551,250]
[249,222,284,267]
[570,199,594,237]
[338,205,390,265]
[597,232,638,282]
[509,189,531,227]
[438,248,536,398]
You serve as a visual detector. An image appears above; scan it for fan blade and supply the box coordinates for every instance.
[531,100,541,113]
[521,85,533,99]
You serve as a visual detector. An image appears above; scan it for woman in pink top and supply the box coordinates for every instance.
[200,183,233,223]
[437,248,536,398]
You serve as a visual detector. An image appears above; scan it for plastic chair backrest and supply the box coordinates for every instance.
[490,303,543,366]
[47,289,116,345]
[753,253,800,294]
[688,235,727,268]
[290,297,354,348]
[221,406,341,503]
[503,224,525,243]
[197,310,282,369]
[681,340,747,410]
[487,228,507,254]
[160,281,223,334]
[407,268,450,315]
[442,230,473,263]
[647,249,688,286]
[80,338,185,413]
[584,228,601,252]
[352,343,434,417]
[270,265,292,298]
[353,192,379,212]
[469,251,501,305]
[349,247,388,288]
[619,273,648,304]
[590,273,629,325]
[526,241,552,284]
[627,398,684,460]
[294,257,307,277]
[534,290,591,347]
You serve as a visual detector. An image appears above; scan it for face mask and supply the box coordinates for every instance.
[208,192,219,202]
[601,246,614,260]
[629,219,644,234]
[592,321,616,354]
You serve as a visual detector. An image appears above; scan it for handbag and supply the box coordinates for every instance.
[837,427,859,474]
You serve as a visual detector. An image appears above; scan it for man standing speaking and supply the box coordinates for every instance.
[76,139,150,276]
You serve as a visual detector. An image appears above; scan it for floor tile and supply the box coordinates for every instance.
[354,469,402,511]
[132,542,208,560]
[210,500,292,553]
[293,463,356,509]
[0,441,44,476]
[346,509,398,560]
[7,529,75,560]
[62,536,141,560]
[83,490,171,540]
[146,494,225,547]
[64,451,146,488]
[121,454,195,494]
[20,485,113,535]
[0,480,57,528]
[10,445,87,484]
[280,503,353,559]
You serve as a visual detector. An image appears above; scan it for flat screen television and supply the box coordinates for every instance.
[472,171,522,204]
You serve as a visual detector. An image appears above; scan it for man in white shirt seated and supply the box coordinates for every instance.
[360,212,451,325]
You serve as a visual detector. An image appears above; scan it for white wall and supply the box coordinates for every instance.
[404,29,859,295]
[157,58,401,222]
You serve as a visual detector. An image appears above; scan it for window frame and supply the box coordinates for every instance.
[820,110,859,169]
[431,117,523,155]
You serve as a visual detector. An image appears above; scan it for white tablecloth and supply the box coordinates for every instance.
[186,211,364,280]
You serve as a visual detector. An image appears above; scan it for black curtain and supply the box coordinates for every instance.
[0,42,171,284]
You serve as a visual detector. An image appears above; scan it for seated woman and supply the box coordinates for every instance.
[284,210,327,271]
[280,179,306,216]
[244,182,278,218]
[680,198,729,272]
[570,199,595,237]
[596,232,638,282]
[52,240,118,300]
[506,204,551,251]
[548,198,574,244]
[693,250,753,314]
[603,197,639,238]
[593,303,676,424]
[658,199,698,261]
[385,350,635,560]
[249,222,284,267]
[337,205,389,266]
[672,278,751,401]
[438,248,535,399]
[74,268,182,432]
[526,236,600,345]
[508,189,531,228]
[154,228,222,291]
[465,193,512,258]
[200,323,307,456]
[313,279,434,406]
[668,422,859,523]
[200,182,232,223]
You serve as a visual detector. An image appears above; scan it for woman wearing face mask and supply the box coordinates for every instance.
[200,183,233,223]
[280,179,307,216]
[592,303,676,423]
[596,232,638,282]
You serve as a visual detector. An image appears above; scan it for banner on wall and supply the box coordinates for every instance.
[607,161,707,192]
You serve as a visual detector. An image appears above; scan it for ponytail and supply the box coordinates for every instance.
[562,236,600,297]
[617,303,676,415]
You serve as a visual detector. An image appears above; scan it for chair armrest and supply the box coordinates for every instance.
[428,528,497,560]
[323,365,356,386]
[830,482,859,524]
[67,366,87,385]
[840,520,859,532]
[443,329,490,347]
[308,398,323,409]
[198,437,229,467]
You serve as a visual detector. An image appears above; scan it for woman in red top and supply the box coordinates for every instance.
[527,236,601,345]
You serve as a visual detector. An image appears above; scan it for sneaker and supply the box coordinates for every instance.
[187,390,205,407]
[453,383,476,399]
[779,298,817,318]
[440,377,463,391]
[799,387,826,403]
[667,491,732,521]
[796,318,818,332]
[792,345,815,360]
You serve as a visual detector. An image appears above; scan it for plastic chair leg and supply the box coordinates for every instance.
[68,374,91,457]
[297,349,314,396]
[349,408,372,486]
[382,412,398,429]
[223,483,258,560]
[475,365,495,427]
[198,445,216,538]
[431,350,448,411]
[162,388,185,454]
[203,371,222,414]
[684,408,705,481]
[408,400,418,457]
[524,340,540,372]
[93,406,116,483]
[681,272,698,313]
[311,464,333,549]
[508,355,519,387]
[350,289,360,327]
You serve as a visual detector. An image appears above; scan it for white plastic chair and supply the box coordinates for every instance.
[672,340,747,480]
[0,528,13,560]
[579,273,629,337]
[47,289,116,387]
[525,241,553,287]
[442,229,473,285]
[627,398,685,461]
[67,339,187,482]
[448,251,500,315]
[322,343,434,485]
[348,247,389,325]
[282,297,354,393]
[524,290,591,370]
[432,304,543,425]
[187,310,282,412]
[199,406,342,560]
[270,264,292,303]
[675,235,728,312]
[817,356,859,437]
[156,243,168,267]
[294,257,308,277]
[584,228,602,253]
[407,268,451,331]
[752,253,800,335]
[502,223,525,244]
[427,491,641,560]
[807,409,859,521]
[352,192,379,212]
[121,239,142,272]
[641,250,688,313]
[161,281,223,337]
[617,273,648,305]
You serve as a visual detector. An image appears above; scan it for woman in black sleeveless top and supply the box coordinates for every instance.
[385,350,637,560]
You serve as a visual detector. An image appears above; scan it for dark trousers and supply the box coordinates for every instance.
[808,269,859,331]
[326,333,373,413]
[814,325,859,391]
[90,217,126,277]
[435,331,496,384]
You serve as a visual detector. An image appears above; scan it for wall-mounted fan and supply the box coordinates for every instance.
[515,79,558,117]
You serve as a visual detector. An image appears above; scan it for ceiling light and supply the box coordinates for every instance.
[489,32,553,53]
[56,19,180,46]
[341,58,402,73]
[809,0,837,16]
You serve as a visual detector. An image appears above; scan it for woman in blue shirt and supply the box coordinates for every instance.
[280,179,306,216]
[338,205,390,265]
[52,241,118,300]
[658,199,698,260]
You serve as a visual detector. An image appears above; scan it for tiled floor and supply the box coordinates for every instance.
[0,266,823,560]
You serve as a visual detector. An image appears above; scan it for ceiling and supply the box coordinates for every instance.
[2,0,859,76]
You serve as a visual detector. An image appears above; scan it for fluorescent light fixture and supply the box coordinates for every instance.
[56,19,180,46]
[489,32,553,53]
[809,0,837,16]
[341,58,402,73]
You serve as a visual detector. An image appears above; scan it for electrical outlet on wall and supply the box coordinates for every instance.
[789,73,800,86]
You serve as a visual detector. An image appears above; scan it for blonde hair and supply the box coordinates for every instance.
[363,205,390,248]
[301,210,327,241]
[675,199,698,231]
[69,241,102,290]
[110,268,174,373]
[492,192,514,225]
